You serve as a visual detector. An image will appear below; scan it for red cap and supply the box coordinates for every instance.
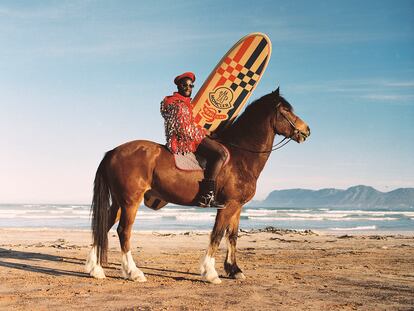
[174,72,195,85]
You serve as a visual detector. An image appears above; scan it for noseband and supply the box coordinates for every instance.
[228,101,301,154]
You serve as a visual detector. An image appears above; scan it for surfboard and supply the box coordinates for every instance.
[192,32,272,133]
[144,33,272,210]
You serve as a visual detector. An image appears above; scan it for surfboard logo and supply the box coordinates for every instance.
[201,103,228,123]
[208,87,234,110]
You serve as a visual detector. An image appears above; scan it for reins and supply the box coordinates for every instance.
[225,100,300,154]
[227,137,292,154]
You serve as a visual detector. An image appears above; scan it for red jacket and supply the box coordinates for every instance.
[160,92,206,153]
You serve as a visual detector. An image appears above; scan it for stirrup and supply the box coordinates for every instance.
[198,191,225,209]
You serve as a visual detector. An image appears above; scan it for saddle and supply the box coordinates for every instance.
[173,143,230,171]
[144,143,230,210]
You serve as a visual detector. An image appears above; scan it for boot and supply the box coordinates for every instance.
[197,179,225,209]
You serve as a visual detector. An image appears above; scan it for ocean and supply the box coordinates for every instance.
[0,204,413,232]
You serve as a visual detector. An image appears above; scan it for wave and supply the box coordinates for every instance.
[136,215,165,220]
[0,209,44,215]
[4,215,91,219]
[1,209,410,222]
[248,216,400,222]
[324,210,414,216]
[71,210,91,216]
[248,216,325,221]
[242,210,414,219]
[175,214,215,221]
[1,204,412,231]
[329,225,377,231]
[49,210,66,214]
[244,209,311,215]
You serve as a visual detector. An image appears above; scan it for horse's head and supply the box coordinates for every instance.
[272,87,310,143]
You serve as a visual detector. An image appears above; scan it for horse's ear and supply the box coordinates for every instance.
[272,87,280,96]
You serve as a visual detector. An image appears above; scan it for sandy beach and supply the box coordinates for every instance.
[0,228,413,311]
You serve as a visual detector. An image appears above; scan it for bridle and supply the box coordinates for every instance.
[227,101,302,154]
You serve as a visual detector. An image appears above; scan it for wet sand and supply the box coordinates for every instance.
[0,228,413,311]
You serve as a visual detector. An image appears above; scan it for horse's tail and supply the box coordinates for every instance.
[91,150,112,265]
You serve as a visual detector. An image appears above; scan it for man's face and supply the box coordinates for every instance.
[177,78,194,97]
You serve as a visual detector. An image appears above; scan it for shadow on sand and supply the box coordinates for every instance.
[0,248,211,282]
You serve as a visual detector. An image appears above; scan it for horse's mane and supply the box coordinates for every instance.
[221,91,293,136]
[278,95,293,111]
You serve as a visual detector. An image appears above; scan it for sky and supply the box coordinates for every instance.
[0,0,413,204]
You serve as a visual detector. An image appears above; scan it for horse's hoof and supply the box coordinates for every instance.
[89,266,106,279]
[206,276,222,284]
[123,268,147,282]
[131,271,147,282]
[202,273,222,284]
[233,272,246,280]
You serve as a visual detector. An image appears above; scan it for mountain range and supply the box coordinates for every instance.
[250,185,414,209]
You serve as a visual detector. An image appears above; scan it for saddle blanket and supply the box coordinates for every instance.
[174,145,230,171]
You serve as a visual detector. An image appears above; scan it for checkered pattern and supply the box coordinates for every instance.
[216,57,260,92]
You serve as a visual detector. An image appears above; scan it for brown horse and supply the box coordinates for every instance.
[85,87,310,284]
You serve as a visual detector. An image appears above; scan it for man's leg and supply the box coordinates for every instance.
[196,136,227,179]
[195,137,228,208]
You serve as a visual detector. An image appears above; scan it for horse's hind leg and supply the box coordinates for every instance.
[85,203,120,278]
[85,246,106,278]
[117,197,147,282]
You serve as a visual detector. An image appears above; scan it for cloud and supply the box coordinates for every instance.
[286,79,414,104]
[0,2,88,20]
[361,94,414,101]
[382,81,414,88]
[0,31,240,59]
[0,2,240,59]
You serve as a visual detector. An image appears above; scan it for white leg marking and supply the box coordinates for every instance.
[226,239,233,265]
[85,247,106,279]
[200,254,221,284]
[121,251,147,282]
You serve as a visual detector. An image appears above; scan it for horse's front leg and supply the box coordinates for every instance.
[224,207,245,279]
[201,224,225,284]
[117,201,147,282]
[201,201,241,284]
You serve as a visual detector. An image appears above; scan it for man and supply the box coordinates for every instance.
[160,72,227,208]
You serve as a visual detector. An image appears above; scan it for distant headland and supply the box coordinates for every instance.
[250,185,414,209]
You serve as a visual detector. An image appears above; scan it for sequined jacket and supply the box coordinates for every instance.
[160,92,206,154]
